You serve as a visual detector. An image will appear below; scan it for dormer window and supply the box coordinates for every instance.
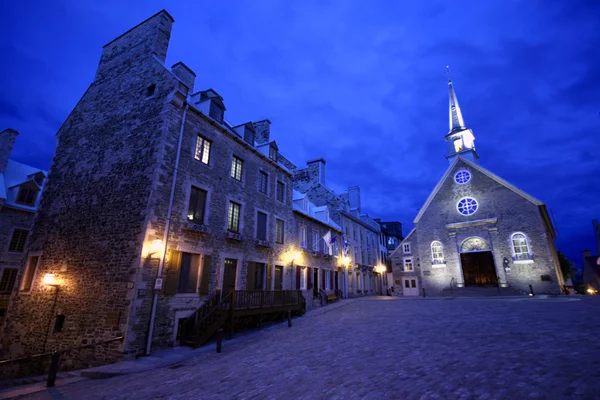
[16,187,38,206]
[209,102,224,123]
[269,145,277,161]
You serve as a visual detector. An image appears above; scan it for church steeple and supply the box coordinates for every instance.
[444,67,479,164]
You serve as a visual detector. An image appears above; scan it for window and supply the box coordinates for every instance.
[0,268,18,293]
[227,202,241,232]
[209,102,224,123]
[8,229,29,252]
[53,315,65,333]
[269,145,277,161]
[300,267,307,289]
[146,84,156,97]
[300,226,307,248]
[246,262,265,290]
[194,135,211,165]
[403,257,414,272]
[457,197,478,216]
[276,219,284,244]
[276,181,285,203]
[454,170,471,184]
[187,187,207,224]
[312,231,320,251]
[231,156,243,181]
[177,252,201,294]
[403,243,411,254]
[256,212,268,241]
[21,255,40,292]
[16,188,37,206]
[511,233,531,261]
[257,171,268,194]
[431,241,444,265]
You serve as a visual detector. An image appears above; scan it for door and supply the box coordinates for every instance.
[313,268,319,298]
[460,251,498,286]
[274,266,283,290]
[223,258,237,294]
[403,278,419,296]
[334,271,339,291]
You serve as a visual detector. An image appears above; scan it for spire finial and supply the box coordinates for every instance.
[446,65,451,82]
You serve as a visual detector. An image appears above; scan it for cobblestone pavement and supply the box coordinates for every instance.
[21,296,600,400]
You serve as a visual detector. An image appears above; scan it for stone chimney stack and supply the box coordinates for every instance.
[306,158,326,186]
[253,120,271,145]
[0,128,18,174]
[95,10,174,81]
[348,186,361,213]
[171,62,195,92]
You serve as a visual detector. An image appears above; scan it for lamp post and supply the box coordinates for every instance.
[42,273,60,361]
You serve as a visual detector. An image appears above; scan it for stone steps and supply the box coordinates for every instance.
[441,286,527,297]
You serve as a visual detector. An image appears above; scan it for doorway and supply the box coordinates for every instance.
[274,266,283,290]
[223,258,237,294]
[313,268,319,298]
[403,278,419,296]
[460,251,498,286]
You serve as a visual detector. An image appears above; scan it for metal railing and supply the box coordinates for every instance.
[0,336,124,386]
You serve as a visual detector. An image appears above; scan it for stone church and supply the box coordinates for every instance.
[391,77,565,296]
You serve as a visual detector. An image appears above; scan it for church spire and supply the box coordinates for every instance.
[444,66,479,164]
[447,66,465,132]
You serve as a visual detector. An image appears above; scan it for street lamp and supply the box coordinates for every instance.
[42,273,60,353]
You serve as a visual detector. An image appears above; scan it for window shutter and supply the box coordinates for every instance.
[330,271,334,290]
[295,266,301,290]
[198,254,212,295]
[246,262,255,290]
[164,251,182,295]
[307,267,312,290]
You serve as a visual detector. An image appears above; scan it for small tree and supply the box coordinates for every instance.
[557,250,574,281]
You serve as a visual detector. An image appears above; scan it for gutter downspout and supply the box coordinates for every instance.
[146,102,189,356]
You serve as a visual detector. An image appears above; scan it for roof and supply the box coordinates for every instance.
[0,159,47,210]
[292,190,342,232]
[413,156,543,224]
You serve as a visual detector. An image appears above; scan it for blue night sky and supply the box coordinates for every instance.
[1,1,599,265]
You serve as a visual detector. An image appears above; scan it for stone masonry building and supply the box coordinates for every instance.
[391,77,565,297]
[293,159,384,296]
[0,10,341,368]
[0,129,47,335]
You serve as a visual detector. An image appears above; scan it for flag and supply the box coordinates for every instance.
[322,230,333,256]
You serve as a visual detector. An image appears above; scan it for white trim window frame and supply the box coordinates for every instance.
[403,257,414,272]
[431,241,445,267]
[312,230,320,252]
[299,226,307,248]
[511,232,534,263]
[403,242,411,254]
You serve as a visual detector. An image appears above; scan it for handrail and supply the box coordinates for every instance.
[0,336,124,366]
[318,289,327,306]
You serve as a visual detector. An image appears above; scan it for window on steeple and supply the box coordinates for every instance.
[453,137,463,152]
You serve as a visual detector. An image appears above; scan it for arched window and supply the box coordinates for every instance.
[431,241,444,265]
[511,233,531,261]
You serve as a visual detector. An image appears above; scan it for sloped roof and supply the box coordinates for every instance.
[413,156,543,224]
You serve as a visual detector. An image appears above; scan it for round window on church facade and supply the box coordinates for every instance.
[457,197,478,215]
[454,170,471,184]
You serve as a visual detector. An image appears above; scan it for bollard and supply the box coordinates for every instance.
[529,285,535,297]
[216,328,223,353]
[287,310,292,328]
[47,352,60,387]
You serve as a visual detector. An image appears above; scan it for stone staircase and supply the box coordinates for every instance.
[441,285,528,297]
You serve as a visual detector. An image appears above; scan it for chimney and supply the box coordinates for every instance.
[348,186,361,213]
[306,158,326,186]
[96,10,174,80]
[582,249,591,258]
[171,62,196,92]
[253,120,271,145]
[0,128,18,174]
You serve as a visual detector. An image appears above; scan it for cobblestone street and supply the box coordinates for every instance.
[21,297,600,400]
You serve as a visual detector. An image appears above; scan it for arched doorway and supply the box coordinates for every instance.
[460,237,498,286]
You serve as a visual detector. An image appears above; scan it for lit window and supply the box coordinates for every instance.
[300,267,306,289]
[8,229,29,253]
[258,171,268,194]
[403,257,414,272]
[194,136,211,165]
[227,202,241,233]
[457,197,478,216]
[231,156,243,181]
[454,170,471,184]
[187,187,207,223]
[431,241,444,265]
[511,233,532,261]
